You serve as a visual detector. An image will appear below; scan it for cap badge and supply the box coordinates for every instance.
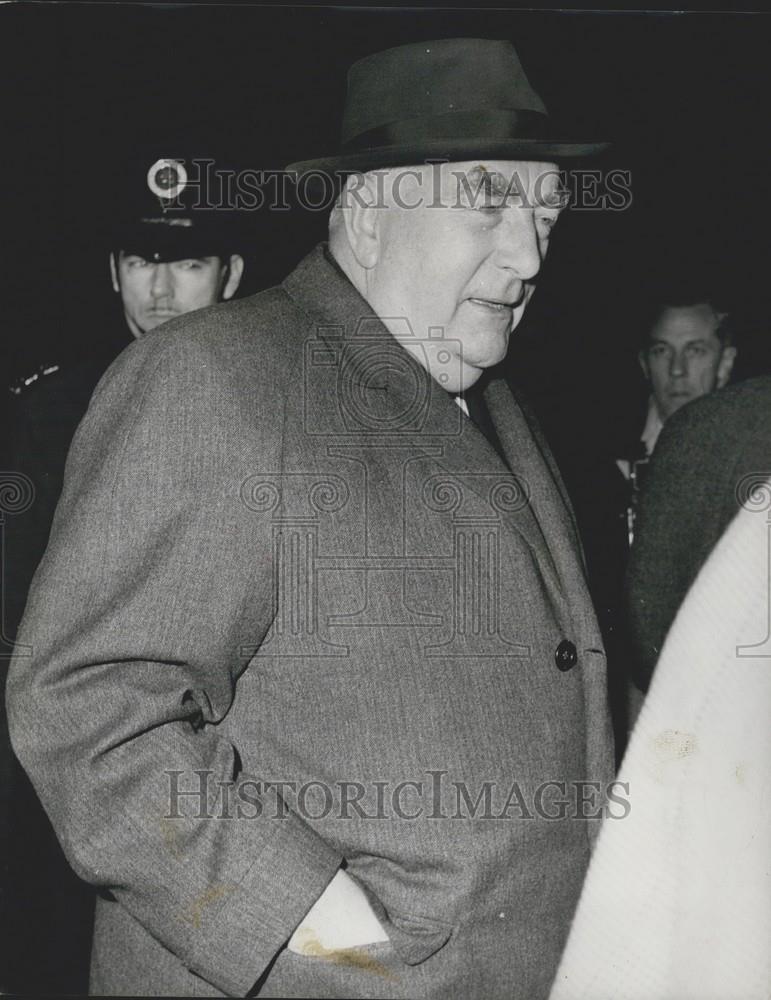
[146,158,188,202]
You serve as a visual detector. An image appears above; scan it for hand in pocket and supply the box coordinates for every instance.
[288,869,390,955]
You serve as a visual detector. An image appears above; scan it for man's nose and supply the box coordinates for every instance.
[669,350,687,377]
[493,210,542,281]
[150,263,174,299]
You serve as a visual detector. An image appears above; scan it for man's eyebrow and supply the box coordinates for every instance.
[461,165,570,209]
[650,336,710,345]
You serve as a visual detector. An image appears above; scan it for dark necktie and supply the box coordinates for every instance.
[463,383,510,469]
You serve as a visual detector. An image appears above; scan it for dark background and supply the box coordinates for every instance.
[1,3,770,456]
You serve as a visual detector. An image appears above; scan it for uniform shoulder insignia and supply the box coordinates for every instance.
[9,363,62,396]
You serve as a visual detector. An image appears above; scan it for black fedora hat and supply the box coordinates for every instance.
[287,38,608,177]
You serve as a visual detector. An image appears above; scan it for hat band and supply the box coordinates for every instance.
[342,108,550,151]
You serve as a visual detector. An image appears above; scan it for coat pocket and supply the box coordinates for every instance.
[376,909,454,966]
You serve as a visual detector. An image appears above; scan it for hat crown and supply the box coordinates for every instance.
[285,36,607,177]
[341,38,548,146]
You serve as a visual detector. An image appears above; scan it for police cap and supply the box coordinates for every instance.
[108,155,248,263]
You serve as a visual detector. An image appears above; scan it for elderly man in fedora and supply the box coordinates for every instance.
[7,38,613,999]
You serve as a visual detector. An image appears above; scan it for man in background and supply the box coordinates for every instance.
[619,288,737,540]
[5,154,246,635]
[572,285,739,757]
[108,157,245,339]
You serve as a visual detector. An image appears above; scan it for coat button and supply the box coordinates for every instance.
[555,640,577,671]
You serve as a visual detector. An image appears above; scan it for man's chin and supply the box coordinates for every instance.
[665,394,695,418]
[454,363,489,393]
[466,345,508,371]
[141,313,178,333]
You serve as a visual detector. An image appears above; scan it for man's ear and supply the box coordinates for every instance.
[340,172,383,269]
[109,253,120,293]
[638,348,650,382]
[222,255,245,300]
[716,344,737,388]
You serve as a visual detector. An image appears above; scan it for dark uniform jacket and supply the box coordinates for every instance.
[5,334,133,633]
[1,324,133,995]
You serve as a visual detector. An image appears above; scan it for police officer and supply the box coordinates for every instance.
[108,156,245,339]
[6,155,246,630]
[1,155,247,995]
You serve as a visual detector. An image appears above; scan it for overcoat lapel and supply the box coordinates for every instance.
[413,383,566,600]
[485,377,590,603]
[283,245,570,601]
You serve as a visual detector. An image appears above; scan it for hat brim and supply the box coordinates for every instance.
[287,137,609,177]
[106,219,245,260]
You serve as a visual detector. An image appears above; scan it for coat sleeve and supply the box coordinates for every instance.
[5,330,342,996]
